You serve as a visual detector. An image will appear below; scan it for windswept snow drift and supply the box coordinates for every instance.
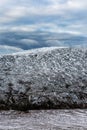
[0,47,87,110]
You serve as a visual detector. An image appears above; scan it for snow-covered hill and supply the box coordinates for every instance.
[0,47,87,110]
[0,45,23,54]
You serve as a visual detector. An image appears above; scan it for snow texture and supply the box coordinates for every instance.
[0,47,87,110]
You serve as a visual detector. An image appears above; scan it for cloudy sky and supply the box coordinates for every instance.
[0,0,87,54]
[0,0,87,35]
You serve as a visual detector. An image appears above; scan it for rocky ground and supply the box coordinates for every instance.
[0,109,87,130]
[0,47,87,110]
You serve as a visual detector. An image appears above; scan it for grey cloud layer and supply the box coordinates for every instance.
[0,0,87,35]
[0,0,87,54]
[0,31,87,52]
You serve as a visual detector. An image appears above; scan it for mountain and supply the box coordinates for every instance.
[0,47,87,110]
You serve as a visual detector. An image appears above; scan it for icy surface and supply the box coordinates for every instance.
[0,109,87,130]
[0,47,87,110]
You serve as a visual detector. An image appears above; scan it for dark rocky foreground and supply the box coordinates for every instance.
[0,109,87,130]
[0,47,87,110]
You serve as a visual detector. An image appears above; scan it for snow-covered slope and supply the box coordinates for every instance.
[0,47,87,110]
[0,45,23,54]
